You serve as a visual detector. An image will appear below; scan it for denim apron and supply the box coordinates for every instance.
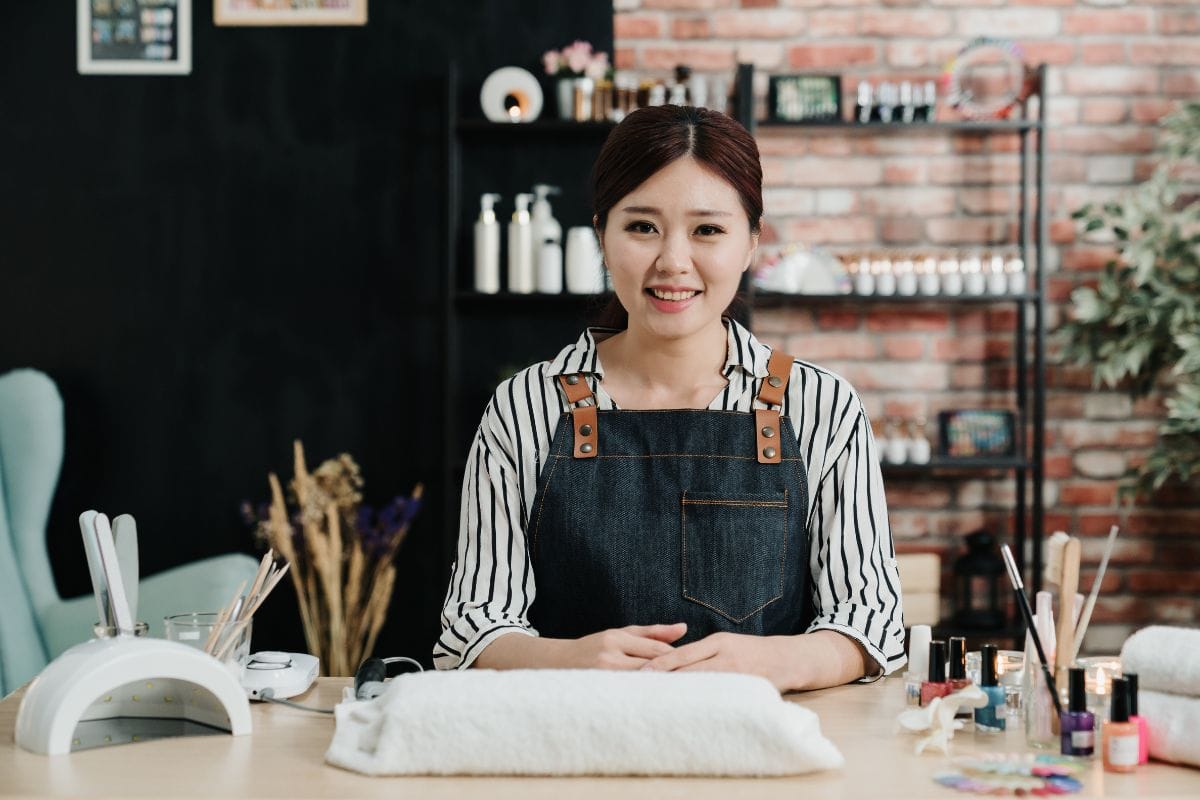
[527,350,812,644]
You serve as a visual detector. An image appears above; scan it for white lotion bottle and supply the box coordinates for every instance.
[508,192,535,294]
[473,192,501,294]
[532,184,563,293]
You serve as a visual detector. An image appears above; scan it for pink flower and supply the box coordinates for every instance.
[542,49,560,76]
[584,51,609,81]
[565,44,592,75]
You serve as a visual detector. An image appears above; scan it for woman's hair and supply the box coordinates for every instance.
[590,105,762,329]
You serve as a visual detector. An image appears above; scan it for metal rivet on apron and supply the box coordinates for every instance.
[761,427,775,438]
[768,375,783,388]
[566,375,580,385]
[580,443,594,454]
[762,446,777,459]
[580,424,593,436]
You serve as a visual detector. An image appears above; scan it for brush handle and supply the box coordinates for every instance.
[1012,586,1063,717]
[1073,525,1119,659]
[1055,537,1081,688]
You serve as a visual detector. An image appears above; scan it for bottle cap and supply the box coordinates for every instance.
[980,644,998,687]
[928,640,947,683]
[1068,666,1087,712]
[1124,672,1139,717]
[907,624,931,682]
[948,636,967,680]
[1110,676,1131,722]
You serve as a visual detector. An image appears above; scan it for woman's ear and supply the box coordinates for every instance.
[744,231,760,273]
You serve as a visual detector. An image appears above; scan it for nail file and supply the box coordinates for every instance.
[92,513,134,633]
[78,510,109,627]
[112,514,140,624]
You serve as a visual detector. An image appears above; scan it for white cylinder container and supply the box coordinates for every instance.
[565,227,604,294]
[537,240,563,294]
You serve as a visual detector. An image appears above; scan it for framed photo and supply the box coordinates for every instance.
[78,0,191,75]
[214,0,367,27]
[937,410,1016,459]
[767,74,841,124]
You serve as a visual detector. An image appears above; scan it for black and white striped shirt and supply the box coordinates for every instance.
[436,319,907,676]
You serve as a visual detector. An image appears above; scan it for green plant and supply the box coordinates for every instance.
[1061,102,1200,495]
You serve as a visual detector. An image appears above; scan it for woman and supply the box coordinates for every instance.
[435,105,905,691]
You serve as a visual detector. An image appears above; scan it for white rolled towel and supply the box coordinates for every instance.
[325,669,844,776]
[1120,626,1200,697]
[1139,690,1200,768]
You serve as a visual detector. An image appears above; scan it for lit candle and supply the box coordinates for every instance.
[508,105,522,123]
[1080,656,1123,728]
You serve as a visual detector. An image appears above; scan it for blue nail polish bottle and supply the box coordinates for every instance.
[974,643,1006,733]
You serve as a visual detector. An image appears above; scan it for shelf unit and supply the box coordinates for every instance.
[441,63,1048,609]
[743,65,1049,608]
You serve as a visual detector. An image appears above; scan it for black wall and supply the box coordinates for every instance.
[1,2,612,663]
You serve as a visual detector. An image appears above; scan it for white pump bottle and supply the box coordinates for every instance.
[532,184,563,294]
[508,193,535,294]
[474,193,501,294]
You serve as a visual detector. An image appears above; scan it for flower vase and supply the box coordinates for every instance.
[557,77,574,121]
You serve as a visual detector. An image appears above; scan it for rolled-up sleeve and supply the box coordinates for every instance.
[805,407,907,679]
[434,394,538,669]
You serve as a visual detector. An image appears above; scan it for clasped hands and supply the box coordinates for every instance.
[572,622,802,692]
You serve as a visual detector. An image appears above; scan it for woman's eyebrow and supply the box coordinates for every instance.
[620,205,733,216]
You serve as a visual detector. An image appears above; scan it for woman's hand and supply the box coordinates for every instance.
[639,630,870,692]
[565,623,689,669]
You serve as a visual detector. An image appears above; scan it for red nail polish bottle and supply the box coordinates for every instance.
[921,640,951,706]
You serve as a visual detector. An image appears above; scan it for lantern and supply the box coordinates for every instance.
[953,530,1006,630]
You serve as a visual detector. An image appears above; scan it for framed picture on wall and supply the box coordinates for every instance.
[937,409,1016,460]
[77,0,192,75]
[766,74,841,124]
[214,0,368,26]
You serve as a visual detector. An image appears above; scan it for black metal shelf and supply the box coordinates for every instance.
[751,291,1038,307]
[883,457,1030,478]
[756,119,1040,134]
[455,290,605,304]
[456,119,616,137]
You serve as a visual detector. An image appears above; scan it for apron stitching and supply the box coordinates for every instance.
[530,454,564,557]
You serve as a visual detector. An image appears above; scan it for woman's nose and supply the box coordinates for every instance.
[655,233,692,272]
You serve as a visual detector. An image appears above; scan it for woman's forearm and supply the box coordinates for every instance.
[784,630,873,692]
[471,631,570,669]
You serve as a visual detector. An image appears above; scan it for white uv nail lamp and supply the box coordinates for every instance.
[16,635,251,755]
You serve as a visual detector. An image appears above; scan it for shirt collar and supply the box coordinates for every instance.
[546,318,772,380]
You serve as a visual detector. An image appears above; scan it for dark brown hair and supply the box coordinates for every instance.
[590,105,763,329]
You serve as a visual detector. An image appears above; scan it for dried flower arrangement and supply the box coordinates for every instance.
[243,440,422,676]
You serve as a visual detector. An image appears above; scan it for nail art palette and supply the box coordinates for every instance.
[933,754,1085,795]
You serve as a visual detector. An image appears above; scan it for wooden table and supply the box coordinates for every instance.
[2,676,1198,798]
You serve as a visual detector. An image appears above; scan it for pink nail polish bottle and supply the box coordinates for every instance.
[1124,672,1149,765]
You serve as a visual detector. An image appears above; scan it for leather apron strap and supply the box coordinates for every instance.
[557,374,598,459]
[754,350,794,464]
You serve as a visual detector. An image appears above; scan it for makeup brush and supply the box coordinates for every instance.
[1072,524,1120,659]
[1045,531,1081,692]
[1000,543,1062,717]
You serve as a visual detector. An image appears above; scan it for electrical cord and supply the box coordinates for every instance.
[260,688,335,714]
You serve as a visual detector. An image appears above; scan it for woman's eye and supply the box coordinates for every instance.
[625,221,657,234]
[695,224,724,236]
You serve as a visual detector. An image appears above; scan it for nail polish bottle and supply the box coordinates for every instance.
[1060,667,1095,756]
[904,624,932,707]
[947,637,973,724]
[974,643,1006,733]
[1103,676,1139,773]
[921,640,951,706]
[1124,672,1149,764]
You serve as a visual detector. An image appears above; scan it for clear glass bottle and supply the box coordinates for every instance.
[1024,660,1059,749]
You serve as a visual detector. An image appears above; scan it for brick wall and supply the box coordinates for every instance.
[613,0,1200,653]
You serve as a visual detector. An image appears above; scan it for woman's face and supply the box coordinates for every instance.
[600,156,758,342]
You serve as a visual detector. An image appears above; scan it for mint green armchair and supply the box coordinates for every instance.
[0,369,259,695]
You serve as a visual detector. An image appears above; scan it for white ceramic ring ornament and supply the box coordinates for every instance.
[480,66,544,123]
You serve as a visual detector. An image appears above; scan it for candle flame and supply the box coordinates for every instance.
[508,105,521,122]
[1096,666,1108,695]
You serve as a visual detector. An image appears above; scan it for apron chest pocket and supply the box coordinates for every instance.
[680,490,788,624]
